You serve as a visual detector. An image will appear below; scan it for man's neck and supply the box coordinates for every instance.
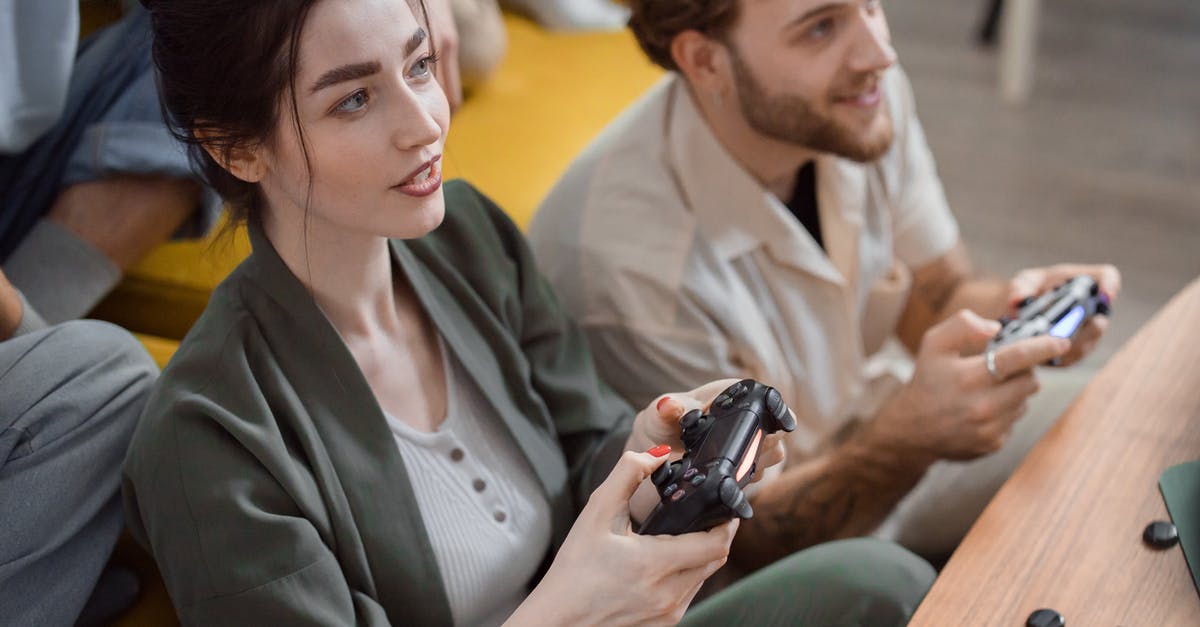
[686,82,819,202]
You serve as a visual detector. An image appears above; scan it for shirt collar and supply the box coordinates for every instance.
[662,76,845,285]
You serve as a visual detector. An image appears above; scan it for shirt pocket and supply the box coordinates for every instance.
[860,257,912,357]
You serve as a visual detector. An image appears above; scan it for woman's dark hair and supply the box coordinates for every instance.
[146,0,431,227]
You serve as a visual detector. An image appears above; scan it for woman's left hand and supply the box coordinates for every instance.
[627,379,788,484]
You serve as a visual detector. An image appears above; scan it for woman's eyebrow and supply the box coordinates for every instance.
[309,27,428,94]
[310,60,382,94]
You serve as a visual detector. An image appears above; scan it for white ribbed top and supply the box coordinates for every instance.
[385,344,552,627]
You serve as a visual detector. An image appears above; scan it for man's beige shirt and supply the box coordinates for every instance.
[529,67,958,459]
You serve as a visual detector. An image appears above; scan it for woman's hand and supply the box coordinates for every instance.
[627,379,788,483]
[508,449,737,627]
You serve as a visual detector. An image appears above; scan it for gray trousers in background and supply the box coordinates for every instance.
[873,367,1089,558]
[0,321,156,626]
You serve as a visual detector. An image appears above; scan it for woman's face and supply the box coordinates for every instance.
[257,0,450,241]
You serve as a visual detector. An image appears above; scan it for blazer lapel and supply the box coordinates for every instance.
[392,239,577,542]
[244,224,454,625]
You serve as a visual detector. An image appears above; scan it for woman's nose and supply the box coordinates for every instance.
[391,89,446,151]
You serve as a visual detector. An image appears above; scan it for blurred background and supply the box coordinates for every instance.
[889,0,1199,372]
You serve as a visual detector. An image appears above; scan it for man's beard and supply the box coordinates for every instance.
[728,46,894,163]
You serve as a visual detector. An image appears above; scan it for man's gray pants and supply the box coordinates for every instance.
[0,321,156,626]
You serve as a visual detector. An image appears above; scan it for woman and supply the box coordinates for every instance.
[122,0,935,624]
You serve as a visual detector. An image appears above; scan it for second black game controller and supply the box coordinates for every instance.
[637,379,796,536]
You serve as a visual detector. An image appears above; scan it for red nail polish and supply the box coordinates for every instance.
[647,445,671,457]
[656,397,670,412]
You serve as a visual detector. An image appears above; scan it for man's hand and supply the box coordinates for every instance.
[875,309,1071,461]
[1006,264,1121,367]
[732,309,1070,568]
[424,0,463,111]
[0,268,24,341]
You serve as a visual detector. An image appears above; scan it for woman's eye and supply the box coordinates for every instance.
[335,89,369,114]
[408,55,437,80]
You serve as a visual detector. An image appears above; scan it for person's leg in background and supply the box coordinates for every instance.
[6,173,199,324]
[453,0,508,92]
[682,538,936,626]
[0,317,157,626]
[0,6,216,325]
[871,367,1083,561]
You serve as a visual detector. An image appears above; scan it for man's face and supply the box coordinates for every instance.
[721,0,898,162]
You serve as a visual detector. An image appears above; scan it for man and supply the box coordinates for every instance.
[528,0,1120,566]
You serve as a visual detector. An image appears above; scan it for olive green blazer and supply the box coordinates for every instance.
[122,181,635,625]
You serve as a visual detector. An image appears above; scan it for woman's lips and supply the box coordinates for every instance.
[393,156,442,197]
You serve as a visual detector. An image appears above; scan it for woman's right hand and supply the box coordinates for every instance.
[506,448,737,627]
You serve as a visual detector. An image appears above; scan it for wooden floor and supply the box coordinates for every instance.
[888,0,1200,371]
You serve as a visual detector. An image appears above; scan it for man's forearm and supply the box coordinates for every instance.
[730,420,934,570]
[898,241,1011,352]
[940,277,1010,322]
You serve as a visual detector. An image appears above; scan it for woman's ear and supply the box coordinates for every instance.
[195,129,267,183]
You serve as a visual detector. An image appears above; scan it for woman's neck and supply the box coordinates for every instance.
[262,209,399,338]
[261,207,448,432]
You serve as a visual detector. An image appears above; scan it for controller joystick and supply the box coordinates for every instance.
[637,379,796,536]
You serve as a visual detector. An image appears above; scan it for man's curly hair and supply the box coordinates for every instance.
[626,0,741,72]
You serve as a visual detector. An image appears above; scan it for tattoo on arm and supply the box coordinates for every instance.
[897,242,974,351]
[731,429,930,569]
[917,273,966,316]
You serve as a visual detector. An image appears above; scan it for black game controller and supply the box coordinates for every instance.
[991,275,1111,352]
[637,379,796,536]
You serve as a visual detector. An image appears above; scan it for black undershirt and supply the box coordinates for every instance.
[784,161,823,251]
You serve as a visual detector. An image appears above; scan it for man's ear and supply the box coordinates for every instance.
[670,30,733,97]
[195,129,266,184]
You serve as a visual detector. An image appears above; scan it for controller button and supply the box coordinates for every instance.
[719,477,753,519]
[671,489,687,502]
[651,461,673,486]
[716,395,734,409]
[683,468,697,479]
[690,473,706,486]
[680,409,703,430]
[728,382,747,399]
[663,483,678,497]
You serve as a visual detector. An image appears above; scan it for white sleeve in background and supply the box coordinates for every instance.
[882,66,960,269]
[0,0,80,154]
